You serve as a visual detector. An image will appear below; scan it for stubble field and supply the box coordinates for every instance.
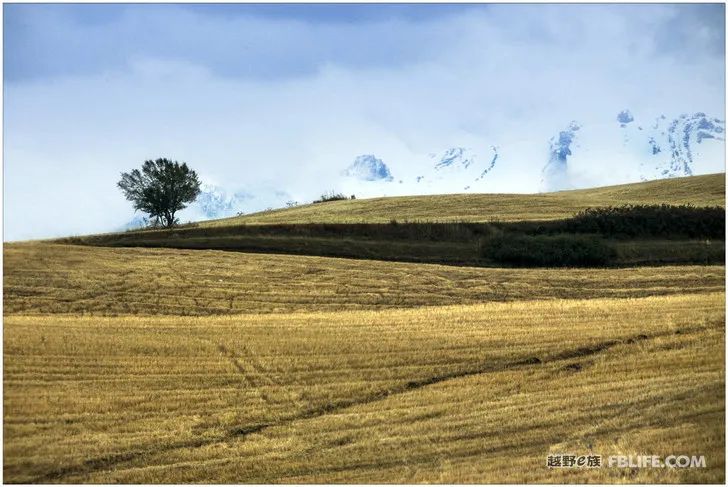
[3,242,725,483]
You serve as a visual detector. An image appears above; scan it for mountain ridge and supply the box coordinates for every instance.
[121,109,724,228]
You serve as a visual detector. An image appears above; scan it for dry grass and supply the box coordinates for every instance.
[4,293,724,483]
[201,173,725,226]
[4,191,725,487]
[5,243,724,315]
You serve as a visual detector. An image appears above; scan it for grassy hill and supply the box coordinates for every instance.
[202,173,725,226]
[58,174,725,268]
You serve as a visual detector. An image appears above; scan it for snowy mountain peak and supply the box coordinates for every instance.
[433,147,475,170]
[123,109,724,229]
[420,146,499,190]
[121,183,254,230]
[617,109,634,127]
[552,121,581,160]
[541,121,581,191]
[344,154,394,181]
[195,184,252,219]
[541,111,724,191]
[651,112,725,178]
[475,146,498,181]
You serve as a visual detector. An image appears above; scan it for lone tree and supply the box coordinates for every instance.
[118,158,201,228]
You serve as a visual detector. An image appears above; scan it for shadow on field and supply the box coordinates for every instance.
[54,206,725,268]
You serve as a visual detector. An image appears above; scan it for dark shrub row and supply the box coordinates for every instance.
[560,204,725,239]
[480,233,615,267]
[312,192,354,203]
[106,221,497,242]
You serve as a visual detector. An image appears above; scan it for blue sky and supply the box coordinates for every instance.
[4,3,726,240]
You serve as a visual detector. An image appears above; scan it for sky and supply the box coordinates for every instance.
[4,3,726,240]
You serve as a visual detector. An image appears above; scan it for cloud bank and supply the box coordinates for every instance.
[4,4,725,240]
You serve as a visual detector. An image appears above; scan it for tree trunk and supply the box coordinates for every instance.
[163,211,174,228]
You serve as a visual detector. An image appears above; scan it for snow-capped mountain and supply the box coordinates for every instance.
[185,184,294,221]
[341,108,722,197]
[123,108,724,229]
[343,154,394,181]
[120,184,251,230]
[341,147,501,193]
[415,146,499,191]
[617,110,634,127]
[433,147,476,171]
[194,184,252,219]
[541,121,581,191]
[121,183,297,229]
[637,112,725,180]
[541,111,725,191]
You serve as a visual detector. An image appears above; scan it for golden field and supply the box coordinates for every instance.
[3,240,725,483]
[201,173,725,226]
[4,243,724,315]
[4,292,724,483]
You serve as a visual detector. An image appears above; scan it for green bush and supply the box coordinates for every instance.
[480,233,615,267]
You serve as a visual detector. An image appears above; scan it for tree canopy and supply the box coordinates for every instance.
[117,158,201,228]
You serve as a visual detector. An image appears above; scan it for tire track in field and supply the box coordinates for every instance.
[28,327,700,483]
[215,342,278,388]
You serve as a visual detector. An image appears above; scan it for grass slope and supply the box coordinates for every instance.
[4,293,724,483]
[54,174,726,268]
[202,173,724,226]
[5,243,724,315]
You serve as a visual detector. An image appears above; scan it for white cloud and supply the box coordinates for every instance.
[4,4,725,240]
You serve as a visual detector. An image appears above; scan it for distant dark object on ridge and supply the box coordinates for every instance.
[313,192,355,204]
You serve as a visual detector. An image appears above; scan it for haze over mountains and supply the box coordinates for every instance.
[150,109,725,227]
